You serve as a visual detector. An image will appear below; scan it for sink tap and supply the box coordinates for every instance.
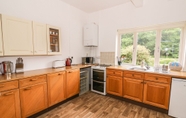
[141,60,145,68]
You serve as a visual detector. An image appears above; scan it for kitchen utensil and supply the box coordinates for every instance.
[15,57,24,73]
[0,61,14,75]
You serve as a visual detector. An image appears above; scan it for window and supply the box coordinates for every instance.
[118,22,186,67]
[120,33,134,64]
[160,28,181,64]
[137,31,156,66]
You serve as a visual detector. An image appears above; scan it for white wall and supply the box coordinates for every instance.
[0,0,88,72]
[88,0,186,62]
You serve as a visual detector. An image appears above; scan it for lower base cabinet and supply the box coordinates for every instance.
[0,89,21,118]
[47,71,66,106]
[107,76,122,96]
[66,69,80,98]
[143,81,170,109]
[19,83,48,118]
[123,77,143,102]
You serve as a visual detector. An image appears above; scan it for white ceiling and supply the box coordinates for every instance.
[60,0,130,13]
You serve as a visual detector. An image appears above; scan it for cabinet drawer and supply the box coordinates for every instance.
[107,69,123,77]
[0,81,18,92]
[124,71,144,80]
[145,74,171,84]
[19,75,46,87]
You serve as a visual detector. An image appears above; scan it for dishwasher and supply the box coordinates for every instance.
[168,78,186,118]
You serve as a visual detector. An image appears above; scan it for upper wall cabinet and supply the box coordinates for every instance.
[0,15,3,56]
[83,23,98,47]
[33,22,47,55]
[47,25,61,55]
[1,14,33,55]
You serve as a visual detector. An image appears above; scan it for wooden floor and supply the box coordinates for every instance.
[38,92,172,118]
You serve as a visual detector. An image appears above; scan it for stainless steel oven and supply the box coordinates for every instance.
[91,66,107,95]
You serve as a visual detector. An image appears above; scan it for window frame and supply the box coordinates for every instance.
[117,21,186,67]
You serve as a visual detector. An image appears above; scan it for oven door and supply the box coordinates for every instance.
[92,69,104,82]
[91,79,106,95]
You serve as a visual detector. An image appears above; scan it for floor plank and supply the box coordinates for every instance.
[37,92,172,118]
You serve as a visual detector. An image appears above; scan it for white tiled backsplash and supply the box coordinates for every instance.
[100,52,115,65]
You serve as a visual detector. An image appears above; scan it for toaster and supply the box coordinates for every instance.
[52,60,65,68]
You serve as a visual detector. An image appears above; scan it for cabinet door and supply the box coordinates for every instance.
[33,22,47,55]
[106,76,122,96]
[19,83,48,118]
[143,81,170,109]
[47,72,66,106]
[1,14,33,55]
[123,77,143,102]
[47,25,61,55]
[66,69,80,98]
[0,15,3,56]
[0,89,21,118]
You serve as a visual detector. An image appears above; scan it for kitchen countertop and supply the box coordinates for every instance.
[0,64,92,83]
[107,65,186,79]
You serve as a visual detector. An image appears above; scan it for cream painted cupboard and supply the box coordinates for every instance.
[1,14,33,55]
[47,25,61,55]
[0,15,3,56]
[33,22,47,55]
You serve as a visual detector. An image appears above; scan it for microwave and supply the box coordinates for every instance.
[82,57,94,64]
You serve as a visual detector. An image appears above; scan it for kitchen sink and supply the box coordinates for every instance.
[129,66,147,71]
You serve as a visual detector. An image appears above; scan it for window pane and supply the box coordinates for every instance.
[160,28,181,64]
[120,33,133,64]
[137,31,156,66]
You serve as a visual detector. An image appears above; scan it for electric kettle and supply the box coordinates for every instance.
[0,61,14,75]
[66,57,73,66]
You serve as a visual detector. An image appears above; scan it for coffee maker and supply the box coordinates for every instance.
[0,61,14,75]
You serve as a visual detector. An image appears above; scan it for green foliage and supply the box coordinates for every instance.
[121,45,151,65]
[160,58,178,64]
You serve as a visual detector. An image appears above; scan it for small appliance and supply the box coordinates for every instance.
[82,57,94,64]
[52,60,65,68]
[15,57,24,73]
[0,61,14,75]
[66,57,73,66]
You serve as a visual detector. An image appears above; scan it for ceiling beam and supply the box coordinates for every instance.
[130,0,144,7]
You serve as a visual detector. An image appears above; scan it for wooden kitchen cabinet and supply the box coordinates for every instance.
[19,76,48,118]
[66,69,80,98]
[123,71,144,102]
[0,82,21,118]
[107,69,123,77]
[106,69,123,96]
[143,81,170,109]
[123,77,143,102]
[47,25,61,55]
[1,14,33,55]
[33,21,47,55]
[0,15,3,56]
[107,75,122,96]
[47,71,66,106]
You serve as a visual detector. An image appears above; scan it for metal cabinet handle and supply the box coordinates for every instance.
[68,71,72,73]
[24,87,32,91]
[141,81,144,84]
[0,85,5,88]
[156,78,158,80]
[58,73,61,75]
[3,92,14,96]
